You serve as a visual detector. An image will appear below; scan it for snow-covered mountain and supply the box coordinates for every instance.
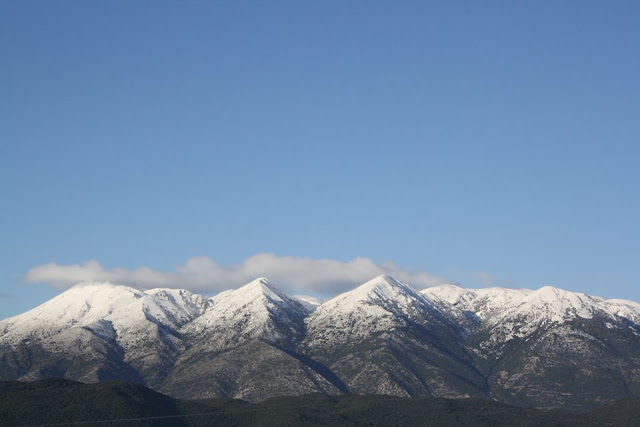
[421,283,640,335]
[2,276,640,408]
[0,282,207,386]
[302,276,487,398]
[162,278,338,401]
[604,298,640,325]
[0,282,207,345]
[305,275,443,347]
[421,283,640,408]
[181,277,308,351]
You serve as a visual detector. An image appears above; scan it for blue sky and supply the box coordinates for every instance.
[2,1,639,318]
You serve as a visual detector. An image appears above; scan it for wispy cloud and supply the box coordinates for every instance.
[469,271,512,287]
[24,254,451,296]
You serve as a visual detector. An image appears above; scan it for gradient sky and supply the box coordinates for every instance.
[2,1,639,319]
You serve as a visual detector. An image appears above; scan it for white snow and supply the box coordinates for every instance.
[0,281,207,350]
[603,299,640,324]
[1,275,639,357]
[420,283,640,350]
[180,277,307,350]
[469,287,532,321]
[304,275,438,346]
[292,295,322,313]
[421,284,476,307]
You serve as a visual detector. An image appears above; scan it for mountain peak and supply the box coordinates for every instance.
[235,277,288,303]
[527,285,592,304]
[66,280,142,293]
[371,274,397,283]
[182,277,307,349]
[303,275,456,352]
[354,274,410,295]
[519,285,599,318]
[312,275,430,326]
[0,280,207,347]
[534,285,563,294]
[358,274,427,301]
[421,284,477,307]
[247,276,271,286]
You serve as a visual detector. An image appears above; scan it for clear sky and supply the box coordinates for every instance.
[2,1,639,319]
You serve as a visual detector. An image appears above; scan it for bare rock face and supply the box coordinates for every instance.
[2,276,640,408]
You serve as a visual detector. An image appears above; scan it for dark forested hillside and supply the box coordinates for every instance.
[1,380,639,427]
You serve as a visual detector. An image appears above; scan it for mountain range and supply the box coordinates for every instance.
[2,275,640,409]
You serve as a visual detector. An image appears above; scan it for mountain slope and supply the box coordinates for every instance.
[0,282,207,387]
[180,278,308,351]
[302,276,488,398]
[422,284,640,408]
[471,288,640,408]
[162,278,342,401]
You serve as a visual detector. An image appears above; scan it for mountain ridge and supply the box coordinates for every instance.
[2,275,640,408]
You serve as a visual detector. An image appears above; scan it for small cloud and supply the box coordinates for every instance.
[469,271,512,287]
[23,254,451,297]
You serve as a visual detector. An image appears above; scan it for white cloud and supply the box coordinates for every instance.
[24,254,451,296]
[469,270,511,287]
